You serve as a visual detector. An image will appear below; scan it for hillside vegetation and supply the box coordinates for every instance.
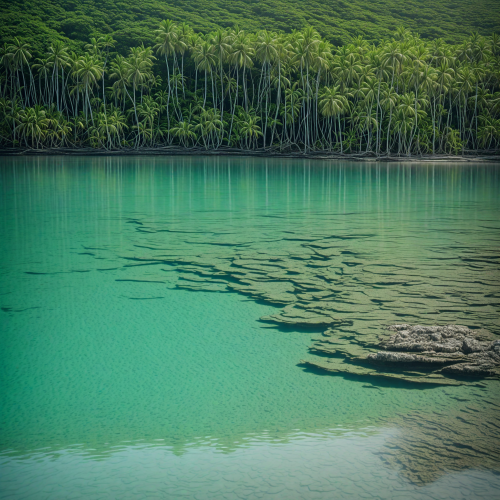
[2,21,499,155]
[1,0,500,55]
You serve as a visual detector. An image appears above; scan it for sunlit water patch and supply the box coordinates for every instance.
[1,156,499,498]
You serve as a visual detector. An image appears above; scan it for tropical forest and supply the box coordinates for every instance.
[1,19,500,156]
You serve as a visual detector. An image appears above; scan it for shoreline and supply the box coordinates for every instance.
[1,147,500,162]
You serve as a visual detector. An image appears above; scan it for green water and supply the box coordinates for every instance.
[1,156,499,499]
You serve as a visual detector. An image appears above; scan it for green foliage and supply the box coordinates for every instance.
[1,23,500,155]
[1,0,500,56]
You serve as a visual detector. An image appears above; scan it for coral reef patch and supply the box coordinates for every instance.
[303,324,499,385]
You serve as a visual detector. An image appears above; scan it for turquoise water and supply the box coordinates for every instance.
[1,156,500,499]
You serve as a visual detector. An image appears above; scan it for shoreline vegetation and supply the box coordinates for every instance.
[1,22,500,156]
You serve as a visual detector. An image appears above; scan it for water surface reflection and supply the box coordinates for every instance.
[1,157,499,498]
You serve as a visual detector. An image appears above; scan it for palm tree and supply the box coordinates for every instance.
[381,87,399,154]
[331,51,362,92]
[154,19,178,128]
[382,41,406,90]
[124,46,155,133]
[319,86,349,151]
[195,108,223,148]
[46,41,70,111]
[75,53,102,124]
[255,31,278,146]
[170,120,197,147]
[46,111,72,147]
[193,40,217,109]
[96,35,115,109]
[0,97,22,143]
[109,55,131,110]
[455,65,477,151]
[210,28,232,122]
[136,95,159,145]
[477,115,500,149]
[237,112,262,149]
[18,105,49,147]
[230,31,255,113]
[177,23,192,99]
[107,108,129,147]
[269,34,291,148]
[32,58,51,105]
[6,38,33,106]
[0,43,13,99]
[291,27,321,150]
[434,62,454,125]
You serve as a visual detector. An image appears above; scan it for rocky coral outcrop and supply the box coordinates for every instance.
[303,324,500,385]
[367,324,500,377]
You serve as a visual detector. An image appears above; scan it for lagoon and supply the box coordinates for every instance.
[1,157,499,499]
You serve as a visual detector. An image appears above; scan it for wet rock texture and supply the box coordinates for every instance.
[304,324,500,385]
[382,324,500,375]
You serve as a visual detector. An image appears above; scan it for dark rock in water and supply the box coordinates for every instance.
[304,324,500,385]
[366,324,500,377]
[442,363,497,376]
[367,324,500,378]
[462,337,487,354]
[366,351,453,365]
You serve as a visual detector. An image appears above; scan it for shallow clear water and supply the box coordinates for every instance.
[1,156,499,499]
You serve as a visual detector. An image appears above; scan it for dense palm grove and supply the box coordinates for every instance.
[1,22,500,155]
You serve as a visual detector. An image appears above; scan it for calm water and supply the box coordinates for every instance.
[1,156,499,499]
